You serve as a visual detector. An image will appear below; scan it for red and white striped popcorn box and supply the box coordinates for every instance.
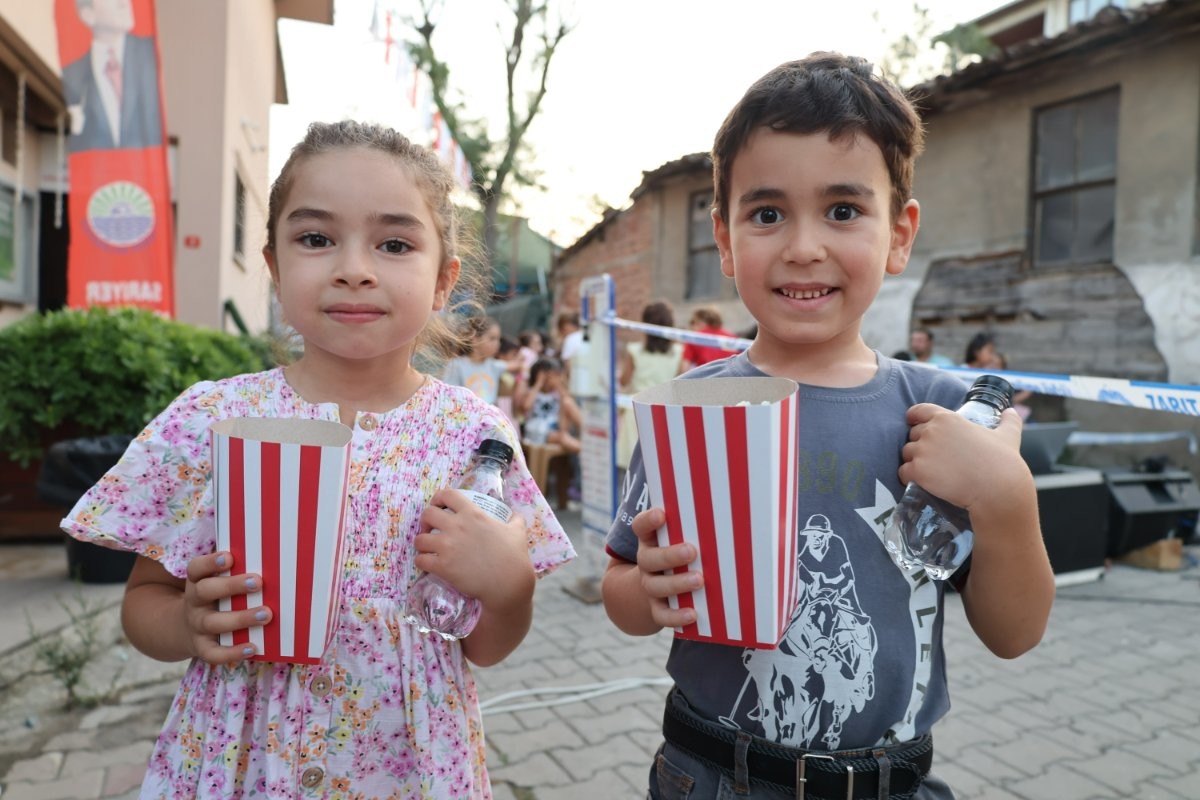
[632,377,800,649]
[211,418,353,664]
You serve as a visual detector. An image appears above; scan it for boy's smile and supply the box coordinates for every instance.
[714,129,918,382]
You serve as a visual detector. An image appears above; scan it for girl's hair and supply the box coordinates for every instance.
[529,356,563,387]
[265,120,485,368]
[690,305,723,328]
[964,331,996,366]
[642,300,675,355]
[518,329,544,350]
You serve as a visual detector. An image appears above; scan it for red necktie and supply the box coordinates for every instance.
[104,48,122,104]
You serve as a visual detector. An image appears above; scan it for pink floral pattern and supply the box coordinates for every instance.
[62,369,575,799]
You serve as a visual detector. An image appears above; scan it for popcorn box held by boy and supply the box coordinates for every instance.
[632,377,800,648]
[211,418,352,664]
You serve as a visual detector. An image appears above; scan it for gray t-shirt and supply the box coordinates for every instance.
[442,357,508,405]
[607,351,970,751]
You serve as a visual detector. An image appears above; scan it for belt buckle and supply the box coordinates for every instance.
[794,753,854,800]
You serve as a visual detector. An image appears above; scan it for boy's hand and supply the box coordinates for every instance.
[897,404,1027,513]
[414,488,534,611]
[183,552,272,665]
[631,507,702,629]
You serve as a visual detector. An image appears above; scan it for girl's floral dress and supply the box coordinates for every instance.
[62,369,575,799]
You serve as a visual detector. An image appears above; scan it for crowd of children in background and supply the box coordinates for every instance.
[439,312,586,503]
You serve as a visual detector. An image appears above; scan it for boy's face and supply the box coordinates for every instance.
[713,129,918,367]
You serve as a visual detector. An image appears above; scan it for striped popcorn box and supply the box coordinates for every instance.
[211,418,353,664]
[632,377,800,649]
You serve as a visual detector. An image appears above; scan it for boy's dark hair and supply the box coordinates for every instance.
[711,52,925,223]
[642,300,675,355]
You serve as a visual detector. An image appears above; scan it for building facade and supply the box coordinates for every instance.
[0,0,333,333]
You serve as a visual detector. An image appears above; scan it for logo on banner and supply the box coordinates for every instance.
[86,180,155,248]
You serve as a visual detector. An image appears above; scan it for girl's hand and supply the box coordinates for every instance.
[631,506,701,629]
[183,552,273,665]
[414,488,534,611]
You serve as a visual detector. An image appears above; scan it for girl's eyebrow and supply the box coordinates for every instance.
[285,207,334,224]
[369,212,426,230]
[283,209,426,230]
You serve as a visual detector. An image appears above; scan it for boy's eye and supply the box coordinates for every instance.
[298,232,332,248]
[380,239,411,255]
[749,207,782,225]
[828,204,860,222]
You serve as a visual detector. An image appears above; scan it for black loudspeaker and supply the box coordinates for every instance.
[1104,469,1200,557]
[1035,469,1110,578]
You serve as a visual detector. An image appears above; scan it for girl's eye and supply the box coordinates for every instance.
[298,232,332,248]
[828,204,860,222]
[380,239,411,255]
[749,207,782,225]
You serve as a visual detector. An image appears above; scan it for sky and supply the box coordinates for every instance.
[272,0,1002,246]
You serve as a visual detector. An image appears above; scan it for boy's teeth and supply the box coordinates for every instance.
[780,287,831,299]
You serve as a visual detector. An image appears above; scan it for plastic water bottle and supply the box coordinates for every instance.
[403,438,514,640]
[884,375,1014,580]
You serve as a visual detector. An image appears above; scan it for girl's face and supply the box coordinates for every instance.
[265,148,458,368]
[473,324,501,360]
[541,369,563,391]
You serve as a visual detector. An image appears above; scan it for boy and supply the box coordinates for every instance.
[602,53,1054,799]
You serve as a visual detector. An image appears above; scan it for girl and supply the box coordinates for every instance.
[615,301,682,474]
[61,121,575,799]
[442,316,520,406]
[517,356,581,452]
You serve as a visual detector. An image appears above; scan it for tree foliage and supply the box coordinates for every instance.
[407,0,571,271]
[876,3,996,87]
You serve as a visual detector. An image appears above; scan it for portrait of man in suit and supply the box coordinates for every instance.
[62,0,163,152]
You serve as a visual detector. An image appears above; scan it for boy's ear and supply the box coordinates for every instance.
[886,199,921,276]
[712,210,735,278]
[434,257,461,311]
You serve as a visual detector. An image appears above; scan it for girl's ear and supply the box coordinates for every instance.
[434,257,461,311]
[712,210,735,278]
[264,246,280,292]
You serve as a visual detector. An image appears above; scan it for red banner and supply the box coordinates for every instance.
[54,0,174,316]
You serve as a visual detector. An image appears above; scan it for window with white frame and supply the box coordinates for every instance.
[233,171,246,264]
[1069,0,1125,25]
[686,189,721,299]
[1032,89,1118,266]
[0,181,36,304]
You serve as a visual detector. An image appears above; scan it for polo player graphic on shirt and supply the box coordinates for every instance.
[729,513,878,749]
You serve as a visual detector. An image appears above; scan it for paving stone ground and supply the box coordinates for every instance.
[3,513,1198,799]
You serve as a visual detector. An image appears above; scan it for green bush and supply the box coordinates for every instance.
[0,307,275,466]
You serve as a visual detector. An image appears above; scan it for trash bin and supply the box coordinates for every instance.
[1104,467,1200,557]
[36,434,136,584]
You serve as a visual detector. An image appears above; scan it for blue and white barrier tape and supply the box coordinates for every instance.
[592,312,1200,417]
[598,313,751,354]
[945,367,1200,418]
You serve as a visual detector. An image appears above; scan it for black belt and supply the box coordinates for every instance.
[662,690,933,799]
